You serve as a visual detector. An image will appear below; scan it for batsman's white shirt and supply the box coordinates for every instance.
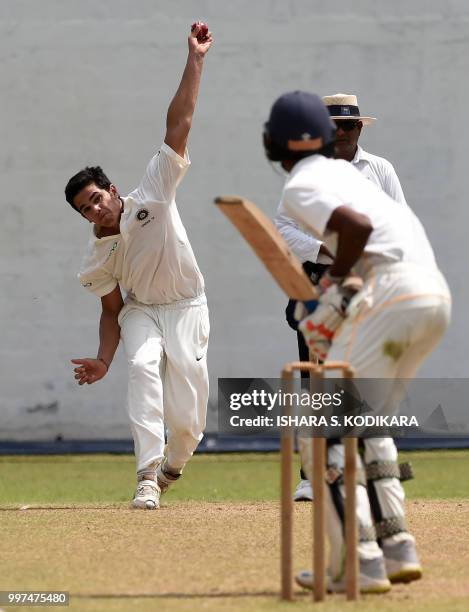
[275,145,406,263]
[78,143,204,303]
[281,154,436,273]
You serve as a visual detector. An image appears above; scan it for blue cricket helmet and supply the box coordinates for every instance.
[264,91,336,161]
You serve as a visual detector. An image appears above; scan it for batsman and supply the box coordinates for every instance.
[263,91,451,593]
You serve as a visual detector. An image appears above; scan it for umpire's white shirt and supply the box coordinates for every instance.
[349,145,406,206]
[275,145,406,263]
[281,154,437,273]
[78,143,205,304]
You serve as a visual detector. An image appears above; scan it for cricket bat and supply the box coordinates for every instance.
[215,196,318,301]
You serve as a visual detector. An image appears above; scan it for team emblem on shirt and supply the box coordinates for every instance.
[136,208,149,221]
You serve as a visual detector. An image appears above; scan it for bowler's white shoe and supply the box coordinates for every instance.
[382,539,423,583]
[156,458,182,495]
[132,479,160,510]
[296,557,391,594]
[293,479,313,502]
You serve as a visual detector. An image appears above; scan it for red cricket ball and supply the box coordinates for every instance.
[191,21,209,42]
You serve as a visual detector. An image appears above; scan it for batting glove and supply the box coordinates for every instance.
[298,280,359,360]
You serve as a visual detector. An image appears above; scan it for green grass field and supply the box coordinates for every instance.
[1,450,469,505]
[1,450,469,612]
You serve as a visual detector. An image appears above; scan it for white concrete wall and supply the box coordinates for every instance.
[1,1,467,439]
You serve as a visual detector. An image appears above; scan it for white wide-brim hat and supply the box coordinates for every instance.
[322,93,376,126]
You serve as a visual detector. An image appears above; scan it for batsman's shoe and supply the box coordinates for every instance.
[382,539,423,584]
[293,479,314,502]
[296,557,391,594]
[156,458,182,495]
[132,479,160,510]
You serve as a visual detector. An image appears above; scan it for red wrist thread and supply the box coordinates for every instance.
[98,357,109,371]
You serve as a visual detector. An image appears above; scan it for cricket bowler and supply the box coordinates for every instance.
[65,24,213,510]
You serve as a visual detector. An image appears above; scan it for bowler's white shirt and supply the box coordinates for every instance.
[280,154,437,272]
[275,145,407,263]
[78,143,204,304]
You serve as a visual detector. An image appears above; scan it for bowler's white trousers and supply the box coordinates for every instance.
[300,262,451,577]
[118,294,210,472]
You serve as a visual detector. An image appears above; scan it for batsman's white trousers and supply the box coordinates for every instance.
[118,294,210,472]
[328,261,451,380]
[300,262,451,576]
